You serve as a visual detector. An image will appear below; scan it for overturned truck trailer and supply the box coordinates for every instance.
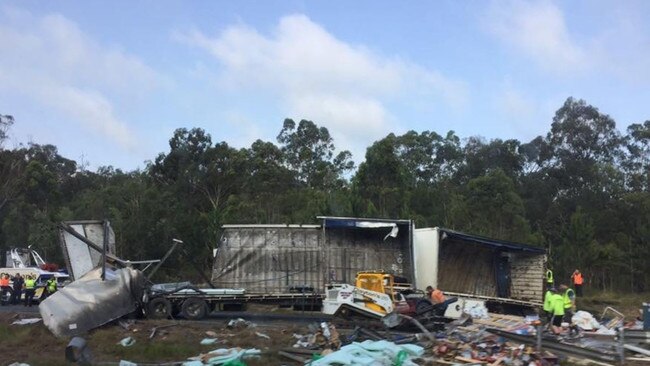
[213,217,546,309]
[414,228,546,308]
[211,217,414,294]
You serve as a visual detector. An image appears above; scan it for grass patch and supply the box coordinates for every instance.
[0,322,69,366]
[577,291,649,319]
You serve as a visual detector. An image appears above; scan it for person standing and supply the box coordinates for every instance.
[0,273,11,305]
[23,275,36,307]
[46,277,57,297]
[550,288,565,335]
[560,284,576,325]
[546,268,554,289]
[543,287,554,326]
[571,269,584,297]
[41,276,57,300]
[11,273,24,305]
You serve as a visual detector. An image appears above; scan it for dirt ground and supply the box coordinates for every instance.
[1,295,646,366]
[0,310,317,366]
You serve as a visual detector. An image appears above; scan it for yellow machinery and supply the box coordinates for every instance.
[323,271,410,318]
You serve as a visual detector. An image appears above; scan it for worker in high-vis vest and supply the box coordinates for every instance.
[45,277,57,297]
[546,268,554,289]
[543,287,554,325]
[571,269,584,297]
[559,284,576,323]
[23,275,36,307]
[550,287,565,335]
[0,273,11,305]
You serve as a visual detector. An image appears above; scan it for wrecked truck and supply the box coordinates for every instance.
[40,221,152,337]
[213,217,546,313]
[47,220,323,329]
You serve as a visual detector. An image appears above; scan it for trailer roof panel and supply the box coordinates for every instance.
[221,224,320,229]
[317,216,412,227]
[439,228,546,254]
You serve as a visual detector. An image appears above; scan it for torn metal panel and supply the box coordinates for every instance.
[39,267,144,338]
[58,221,116,280]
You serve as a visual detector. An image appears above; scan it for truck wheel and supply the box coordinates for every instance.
[1,289,12,305]
[147,297,172,319]
[182,298,208,320]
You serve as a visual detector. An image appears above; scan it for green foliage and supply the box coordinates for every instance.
[0,98,649,291]
[450,169,531,242]
[277,119,354,189]
[0,114,14,147]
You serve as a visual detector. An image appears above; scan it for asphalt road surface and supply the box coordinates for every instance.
[0,303,40,314]
[0,301,331,323]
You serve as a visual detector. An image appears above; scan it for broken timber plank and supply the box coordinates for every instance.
[278,351,310,363]
[454,356,486,364]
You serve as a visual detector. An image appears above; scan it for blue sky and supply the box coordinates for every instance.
[1,1,649,170]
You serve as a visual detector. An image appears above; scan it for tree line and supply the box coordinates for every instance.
[0,97,648,291]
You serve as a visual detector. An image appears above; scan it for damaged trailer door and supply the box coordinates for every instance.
[58,220,117,280]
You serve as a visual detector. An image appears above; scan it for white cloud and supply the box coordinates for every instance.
[223,110,266,148]
[0,7,162,149]
[493,81,539,137]
[177,14,467,156]
[485,0,586,73]
[498,84,535,121]
[485,0,650,83]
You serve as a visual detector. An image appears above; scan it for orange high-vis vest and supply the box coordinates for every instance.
[431,289,446,304]
[0,277,8,287]
[573,272,583,285]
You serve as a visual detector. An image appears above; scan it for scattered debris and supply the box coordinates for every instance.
[184,347,261,365]
[292,322,341,350]
[255,331,271,340]
[118,319,136,330]
[12,318,42,325]
[65,337,93,365]
[201,338,219,345]
[205,330,218,338]
[118,336,136,347]
[310,340,424,366]
[601,306,625,329]
[227,318,255,329]
[149,323,178,339]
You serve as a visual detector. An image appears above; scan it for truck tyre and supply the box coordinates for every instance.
[181,298,208,320]
[147,297,172,319]
[0,289,12,305]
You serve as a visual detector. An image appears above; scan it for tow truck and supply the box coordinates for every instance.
[1,247,69,303]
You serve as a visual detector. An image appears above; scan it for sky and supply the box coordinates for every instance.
[1,0,649,170]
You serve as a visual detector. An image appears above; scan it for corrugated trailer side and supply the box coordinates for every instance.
[211,225,323,293]
[509,252,546,302]
[212,218,415,294]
